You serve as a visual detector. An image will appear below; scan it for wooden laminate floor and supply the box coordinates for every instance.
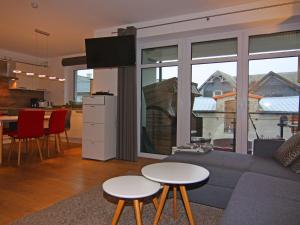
[0,142,158,225]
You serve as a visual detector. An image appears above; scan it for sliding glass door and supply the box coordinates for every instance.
[138,28,300,156]
[140,45,179,155]
[248,30,300,153]
[190,38,238,152]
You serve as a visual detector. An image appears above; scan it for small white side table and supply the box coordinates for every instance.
[142,162,209,225]
[103,175,161,225]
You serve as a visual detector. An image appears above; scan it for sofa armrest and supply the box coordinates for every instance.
[253,139,285,158]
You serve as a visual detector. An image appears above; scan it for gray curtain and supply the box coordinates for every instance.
[116,27,137,161]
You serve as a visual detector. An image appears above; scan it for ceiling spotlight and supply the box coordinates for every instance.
[26,72,34,76]
[58,78,65,82]
[38,74,46,78]
[49,76,56,80]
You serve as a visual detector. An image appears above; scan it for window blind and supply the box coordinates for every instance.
[249,30,300,54]
[192,38,237,60]
[142,45,178,64]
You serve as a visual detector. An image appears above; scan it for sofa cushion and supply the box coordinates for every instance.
[220,172,300,225]
[165,151,253,171]
[205,165,243,188]
[232,172,300,201]
[187,184,232,209]
[290,157,300,174]
[273,131,300,166]
[249,156,300,182]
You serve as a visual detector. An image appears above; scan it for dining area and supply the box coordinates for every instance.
[0,108,71,166]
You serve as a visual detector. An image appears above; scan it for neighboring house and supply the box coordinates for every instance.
[192,70,299,151]
[199,71,299,98]
[198,70,236,97]
[249,71,300,97]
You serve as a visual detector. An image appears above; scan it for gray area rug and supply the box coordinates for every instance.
[10,185,223,225]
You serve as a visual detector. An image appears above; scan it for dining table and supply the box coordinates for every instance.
[0,114,50,165]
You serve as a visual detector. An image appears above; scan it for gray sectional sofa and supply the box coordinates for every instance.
[164,142,300,225]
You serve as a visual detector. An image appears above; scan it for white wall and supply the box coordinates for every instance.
[0,48,44,65]
[48,57,64,79]
[94,0,300,40]
[93,68,118,95]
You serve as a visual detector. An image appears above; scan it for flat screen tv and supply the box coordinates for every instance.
[85,35,136,68]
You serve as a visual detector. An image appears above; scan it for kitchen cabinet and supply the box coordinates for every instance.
[15,74,34,90]
[82,96,117,161]
[14,74,48,91]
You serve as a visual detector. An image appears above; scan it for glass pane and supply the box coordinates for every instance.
[74,69,93,102]
[192,38,237,60]
[141,66,178,155]
[191,62,237,152]
[248,57,299,153]
[249,30,300,55]
[142,46,178,64]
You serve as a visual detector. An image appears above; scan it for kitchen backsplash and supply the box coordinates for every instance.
[0,78,44,108]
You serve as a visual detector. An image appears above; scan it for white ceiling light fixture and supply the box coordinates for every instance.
[26,72,34,76]
[49,76,56,80]
[58,78,65,82]
[13,69,22,74]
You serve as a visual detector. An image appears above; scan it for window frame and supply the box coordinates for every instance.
[137,39,183,159]
[73,69,94,103]
[186,33,242,152]
[136,22,300,158]
[246,28,300,148]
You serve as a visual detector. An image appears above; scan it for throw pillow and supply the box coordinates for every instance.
[290,157,300,174]
[273,132,300,167]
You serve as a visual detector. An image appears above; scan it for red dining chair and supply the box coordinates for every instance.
[7,110,45,166]
[44,109,68,157]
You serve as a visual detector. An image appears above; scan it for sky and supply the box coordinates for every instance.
[77,69,93,78]
[158,57,298,88]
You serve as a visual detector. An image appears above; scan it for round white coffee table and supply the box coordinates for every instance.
[103,175,161,225]
[142,162,209,225]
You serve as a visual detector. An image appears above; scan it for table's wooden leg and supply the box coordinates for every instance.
[133,200,143,225]
[153,184,169,225]
[0,121,3,165]
[179,185,195,225]
[111,199,125,225]
[139,201,144,213]
[173,186,177,220]
[152,197,159,210]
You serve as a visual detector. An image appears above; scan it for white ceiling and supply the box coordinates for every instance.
[0,0,259,58]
